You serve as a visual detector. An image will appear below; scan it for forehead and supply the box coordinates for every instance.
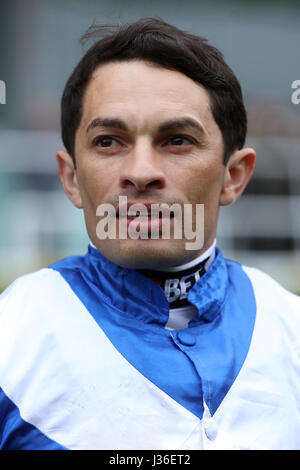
[79,60,219,136]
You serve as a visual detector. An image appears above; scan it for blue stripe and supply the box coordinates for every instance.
[50,247,256,420]
[0,388,67,450]
[185,259,257,415]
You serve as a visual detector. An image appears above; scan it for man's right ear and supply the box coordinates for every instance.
[56,150,83,209]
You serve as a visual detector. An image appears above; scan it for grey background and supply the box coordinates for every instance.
[0,0,299,292]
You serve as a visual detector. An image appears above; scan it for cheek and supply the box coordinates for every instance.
[76,162,112,209]
[181,161,224,205]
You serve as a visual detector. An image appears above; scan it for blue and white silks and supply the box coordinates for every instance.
[0,245,300,450]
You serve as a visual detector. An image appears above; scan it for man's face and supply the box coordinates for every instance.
[61,60,250,269]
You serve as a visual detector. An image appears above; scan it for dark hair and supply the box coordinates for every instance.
[61,17,247,165]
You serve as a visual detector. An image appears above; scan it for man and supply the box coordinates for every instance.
[0,18,299,451]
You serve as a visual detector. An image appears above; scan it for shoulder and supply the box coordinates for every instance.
[240,265,300,402]
[241,264,300,309]
[0,250,88,314]
[222,255,300,336]
[239,264,300,344]
[0,268,62,310]
[0,267,76,330]
[0,265,93,382]
[223,256,300,310]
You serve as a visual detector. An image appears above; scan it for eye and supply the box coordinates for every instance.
[94,136,120,148]
[166,135,194,146]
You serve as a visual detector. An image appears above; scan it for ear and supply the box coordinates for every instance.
[56,150,83,208]
[219,147,256,206]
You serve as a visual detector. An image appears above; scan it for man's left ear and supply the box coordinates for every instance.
[219,147,256,206]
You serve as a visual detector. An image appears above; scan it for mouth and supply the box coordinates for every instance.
[116,201,175,235]
[116,202,174,219]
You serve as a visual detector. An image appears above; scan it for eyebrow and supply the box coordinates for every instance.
[86,116,206,136]
[157,117,206,136]
[86,117,128,135]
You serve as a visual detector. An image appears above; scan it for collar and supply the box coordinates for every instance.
[138,241,216,309]
[85,244,228,327]
[148,240,216,273]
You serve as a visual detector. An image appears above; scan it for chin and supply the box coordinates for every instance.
[95,238,193,270]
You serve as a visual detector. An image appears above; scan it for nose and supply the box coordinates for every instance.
[119,141,166,193]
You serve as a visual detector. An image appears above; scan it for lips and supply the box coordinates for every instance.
[116,201,174,219]
[115,200,175,236]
